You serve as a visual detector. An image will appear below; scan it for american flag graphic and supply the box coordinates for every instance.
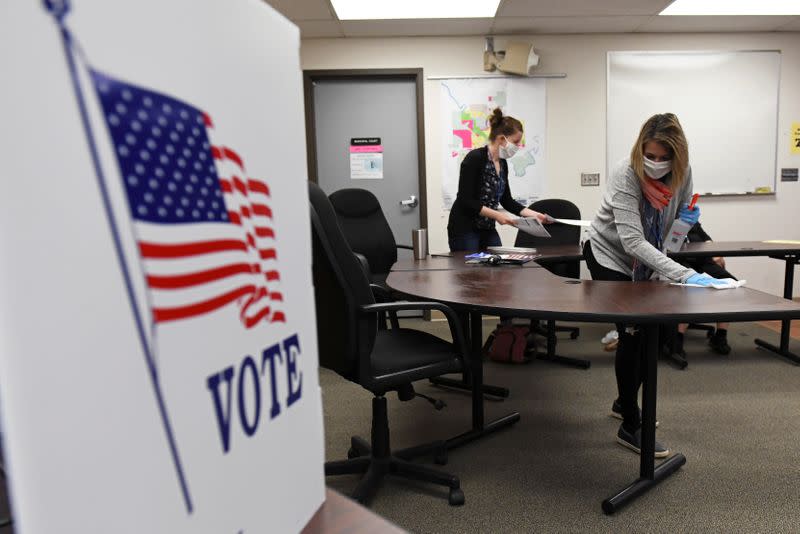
[90,70,285,328]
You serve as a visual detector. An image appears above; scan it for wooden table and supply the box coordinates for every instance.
[302,489,406,533]
[404,242,800,366]
[668,241,800,364]
[386,257,800,514]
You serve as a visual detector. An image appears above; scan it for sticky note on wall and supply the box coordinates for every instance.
[792,122,800,155]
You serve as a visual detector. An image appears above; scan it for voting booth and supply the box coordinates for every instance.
[0,0,325,531]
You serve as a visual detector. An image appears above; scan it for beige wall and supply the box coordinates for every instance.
[301,32,800,297]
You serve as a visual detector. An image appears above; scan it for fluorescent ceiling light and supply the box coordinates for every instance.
[330,0,501,20]
[660,0,800,16]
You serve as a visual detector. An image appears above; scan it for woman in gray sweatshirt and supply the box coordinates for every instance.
[583,113,724,458]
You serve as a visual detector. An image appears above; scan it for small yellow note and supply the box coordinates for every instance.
[792,122,800,155]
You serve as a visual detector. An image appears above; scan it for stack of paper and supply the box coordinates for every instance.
[464,252,538,265]
[487,246,538,254]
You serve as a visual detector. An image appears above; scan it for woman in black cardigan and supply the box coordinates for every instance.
[447,108,549,251]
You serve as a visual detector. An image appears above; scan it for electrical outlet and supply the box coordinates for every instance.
[581,173,600,186]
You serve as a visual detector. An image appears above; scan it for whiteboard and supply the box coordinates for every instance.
[607,50,780,195]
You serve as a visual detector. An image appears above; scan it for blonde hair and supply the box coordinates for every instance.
[629,113,689,192]
[487,108,523,141]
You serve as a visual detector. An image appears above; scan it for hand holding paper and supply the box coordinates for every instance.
[495,211,518,226]
[512,217,551,238]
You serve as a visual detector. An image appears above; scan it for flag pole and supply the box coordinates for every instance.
[42,0,193,514]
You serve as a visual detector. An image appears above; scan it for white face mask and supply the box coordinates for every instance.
[498,137,520,159]
[643,156,671,179]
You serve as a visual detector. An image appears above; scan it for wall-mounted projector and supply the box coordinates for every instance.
[483,38,540,76]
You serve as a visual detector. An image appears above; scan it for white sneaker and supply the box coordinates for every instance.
[601,330,619,345]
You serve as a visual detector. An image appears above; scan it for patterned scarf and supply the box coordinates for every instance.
[632,197,664,281]
[474,157,505,230]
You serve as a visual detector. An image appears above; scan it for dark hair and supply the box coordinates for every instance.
[487,108,523,141]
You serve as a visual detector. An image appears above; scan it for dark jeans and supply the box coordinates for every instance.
[448,228,501,252]
[583,241,645,431]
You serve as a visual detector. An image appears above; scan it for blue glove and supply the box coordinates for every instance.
[678,203,700,225]
[686,273,726,287]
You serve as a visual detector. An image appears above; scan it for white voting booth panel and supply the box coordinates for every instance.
[0,0,325,532]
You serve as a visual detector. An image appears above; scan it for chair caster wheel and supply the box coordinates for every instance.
[347,447,361,459]
[570,331,579,340]
[448,487,465,506]
[434,451,448,465]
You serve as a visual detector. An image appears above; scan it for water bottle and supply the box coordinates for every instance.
[412,229,428,260]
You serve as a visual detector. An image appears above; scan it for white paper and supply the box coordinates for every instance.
[513,217,551,238]
[551,217,592,227]
[350,152,383,179]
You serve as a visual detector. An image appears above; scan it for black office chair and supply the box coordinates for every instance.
[515,199,588,369]
[329,188,413,329]
[328,188,412,285]
[309,182,467,506]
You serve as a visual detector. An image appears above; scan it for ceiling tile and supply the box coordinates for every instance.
[492,16,651,34]
[637,15,798,32]
[498,0,672,17]
[296,20,344,38]
[341,18,494,38]
[262,0,334,21]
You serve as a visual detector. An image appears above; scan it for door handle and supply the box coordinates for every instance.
[399,195,418,208]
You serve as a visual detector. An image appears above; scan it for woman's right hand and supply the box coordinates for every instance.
[495,212,518,226]
[641,178,672,211]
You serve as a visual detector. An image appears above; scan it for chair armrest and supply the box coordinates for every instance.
[396,244,413,250]
[353,252,372,278]
[369,283,394,303]
[360,302,468,361]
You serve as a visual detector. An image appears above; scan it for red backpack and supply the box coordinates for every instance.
[485,324,532,364]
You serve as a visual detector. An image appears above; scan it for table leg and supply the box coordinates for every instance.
[429,312,511,397]
[428,377,510,398]
[755,256,800,364]
[535,319,591,369]
[602,324,686,514]
[445,311,520,451]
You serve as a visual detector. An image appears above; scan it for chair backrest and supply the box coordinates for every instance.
[515,199,581,278]
[328,188,397,275]
[308,182,377,381]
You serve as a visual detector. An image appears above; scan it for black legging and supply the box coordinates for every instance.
[583,240,644,430]
[681,257,736,281]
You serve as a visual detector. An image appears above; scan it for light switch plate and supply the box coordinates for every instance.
[581,173,600,186]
